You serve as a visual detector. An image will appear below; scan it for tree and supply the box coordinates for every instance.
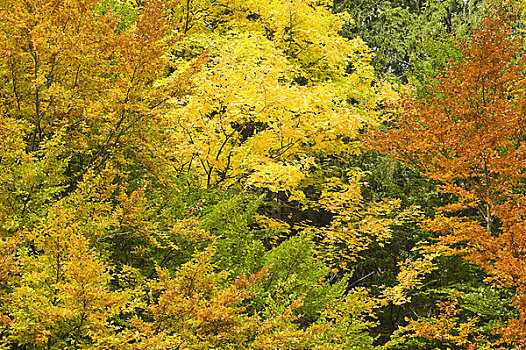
[0,0,194,237]
[368,6,526,347]
[162,0,393,195]
[336,0,488,80]
[0,0,195,348]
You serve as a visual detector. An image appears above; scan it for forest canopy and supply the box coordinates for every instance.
[0,0,525,349]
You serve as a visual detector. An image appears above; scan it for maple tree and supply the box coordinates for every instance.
[329,1,495,340]
[368,5,526,348]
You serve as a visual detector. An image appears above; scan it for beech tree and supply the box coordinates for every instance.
[160,2,410,303]
[161,0,395,194]
[0,0,194,237]
[368,6,526,348]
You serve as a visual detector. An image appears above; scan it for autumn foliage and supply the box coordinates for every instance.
[0,0,397,349]
[368,6,526,348]
[3,0,526,348]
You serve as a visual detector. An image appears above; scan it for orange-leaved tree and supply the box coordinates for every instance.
[368,4,526,347]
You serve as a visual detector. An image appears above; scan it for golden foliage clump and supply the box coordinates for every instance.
[162,0,395,193]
